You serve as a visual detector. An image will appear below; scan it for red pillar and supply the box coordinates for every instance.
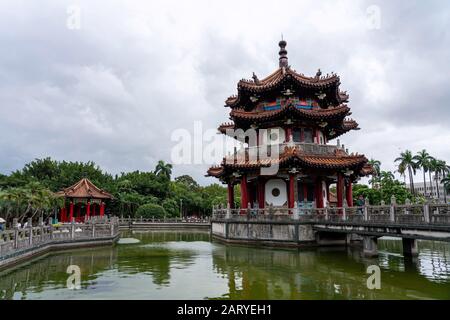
[337,173,344,209]
[316,177,324,208]
[69,201,74,222]
[257,178,265,209]
[86,201,91,220]
[288,174,295,210]
[285,127,292,142]
[346,181,353,207]
[227,182,235,208]
[100,202,105,217]
[240,175,248,212]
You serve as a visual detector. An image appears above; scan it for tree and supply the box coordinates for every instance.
[413,150,432,197]
[395,150,417,195]
[442,173,450,203]
[136,203,166,218]
[368,159,381,188]
[432,159,450,201]
[154,161,173,180]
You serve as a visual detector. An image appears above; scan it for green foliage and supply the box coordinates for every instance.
[135,203,166,218]
[353,170,418,205]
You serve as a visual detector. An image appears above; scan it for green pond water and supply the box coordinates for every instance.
[1,230,450,300]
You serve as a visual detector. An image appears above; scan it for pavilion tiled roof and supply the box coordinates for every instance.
[206,146,372,177]
[56,178,113,199]
[225,67,349,107]
[230,103,350,122]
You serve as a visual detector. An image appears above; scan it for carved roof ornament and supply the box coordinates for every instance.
[252,72,260,84]
[315,68,322,79]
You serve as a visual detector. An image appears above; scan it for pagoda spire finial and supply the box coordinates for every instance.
[278,37,288,68]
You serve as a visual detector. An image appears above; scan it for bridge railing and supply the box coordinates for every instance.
[0,217,119,259]
[211,200,450,227]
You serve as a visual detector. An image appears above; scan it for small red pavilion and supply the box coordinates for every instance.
[56,178,113,223]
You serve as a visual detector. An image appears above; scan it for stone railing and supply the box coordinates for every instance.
[234,142,340,161]
[0,216,119,259]
[211,199,450,226]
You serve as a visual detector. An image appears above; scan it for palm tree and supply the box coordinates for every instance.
[395,150,417,195]
[396,162,407,185]
[433,160,450,202]
[413,150,432,197]
[368,159,381,188]
[442,173,450,203]
[427,157,437,197]
[154,160,173,180]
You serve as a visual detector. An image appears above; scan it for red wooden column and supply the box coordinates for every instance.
[257,177,265,209]
[346,181,353,207]
[69,201,74,222]
[288,174,295,210]
[315,177,324,208]
[86,201,91,220]
[227,182,235,208]
[240,174,248,213]
[337,173,344,209]
[285,127,292,143]
[100,202,105,217]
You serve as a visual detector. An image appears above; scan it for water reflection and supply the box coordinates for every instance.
[0,230,449,300]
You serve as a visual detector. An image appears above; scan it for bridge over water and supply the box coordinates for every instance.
[211,200,450,257]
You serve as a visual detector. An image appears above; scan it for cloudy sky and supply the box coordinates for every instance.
[0,0,449,185]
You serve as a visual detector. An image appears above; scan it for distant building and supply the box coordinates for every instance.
[407,178,448,203]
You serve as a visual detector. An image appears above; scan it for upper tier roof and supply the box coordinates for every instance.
[225,40,349,108]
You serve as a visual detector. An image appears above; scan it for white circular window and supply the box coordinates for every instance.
[265,179,287,206]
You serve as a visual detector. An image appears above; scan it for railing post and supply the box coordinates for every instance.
[380,200,385,215]
[38,216,44,243]
[13,218,18,249]
[390,195,396,222]
[404,198,411,215]
[423,202,430,223]
[364,199,369,221]
[110,219,114,237]
[226,203,231,219]
[324,204,329,221]
[70,219,75,240]
[92,220,96,238]
[246,202,251,219]
[342,199,347,221]
[28,217,33,245]
[293,201,299,220]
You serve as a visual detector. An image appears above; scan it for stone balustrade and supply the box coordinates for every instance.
[0,217,119,267]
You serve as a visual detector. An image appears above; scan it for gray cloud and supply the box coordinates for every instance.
[0,0,449,185]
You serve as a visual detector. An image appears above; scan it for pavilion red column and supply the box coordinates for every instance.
[86,201,91,220]
[288,174,295,210]
[257,178,265,209]
[100,202,105,217]
[240,175,248,213]
[69,201,74,222]
[285,127,292,142]
[227,182,235,209]
[315,177,324,208]
[337,173,344,209]
[346,181,353,207]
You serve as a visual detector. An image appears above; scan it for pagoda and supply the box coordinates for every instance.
[207,40,373,211]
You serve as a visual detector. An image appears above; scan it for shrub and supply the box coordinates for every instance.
[135,203,166,218]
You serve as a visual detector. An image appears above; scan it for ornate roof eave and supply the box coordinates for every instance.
[225,67,347,108]
[230,103,350,123]
[207,147,370,178]
[56,178,113,199]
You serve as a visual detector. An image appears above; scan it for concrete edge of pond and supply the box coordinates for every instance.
[0,234,120,272]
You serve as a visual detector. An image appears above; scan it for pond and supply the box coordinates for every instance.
[1,230,449,299]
